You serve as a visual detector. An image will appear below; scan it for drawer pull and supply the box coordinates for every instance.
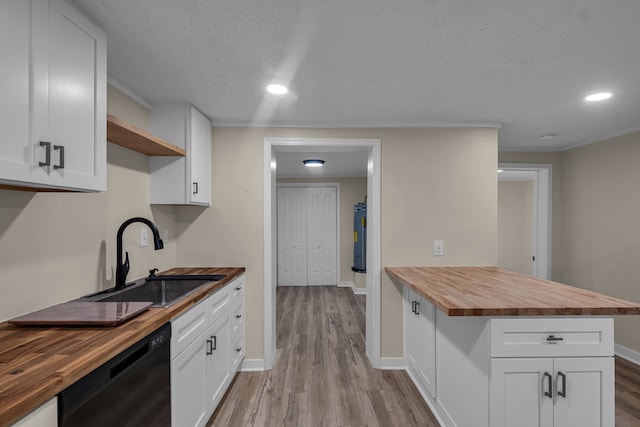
[235,286,242,291]
[206,339,213,355]
[544,372,553,398]
[236,347,242,352]
[557,371,566,398]
[211,335,217,350]
[236,314,242,319]
[546,335,564,343]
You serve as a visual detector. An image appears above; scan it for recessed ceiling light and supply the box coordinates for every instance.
[538,133,557,141]
[303,159,324,167]
[266,84,288,95]
[585,92,613,102]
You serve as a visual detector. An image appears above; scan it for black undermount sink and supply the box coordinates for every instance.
[83,275,226,308]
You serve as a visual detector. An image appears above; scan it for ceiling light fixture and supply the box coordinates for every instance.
[497,169,504,173]
[585,92,613,102]
[266,84,288,95]
[303,159,325,167]
[538,133,557,141]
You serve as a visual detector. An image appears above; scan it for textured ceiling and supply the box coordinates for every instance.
[73,0,640,152]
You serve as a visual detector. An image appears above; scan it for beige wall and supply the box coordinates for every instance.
[560,132,640,353]
[0,85,176,321]
[175,127,498,359]
[277,177,367,287]
[498,180,534,274]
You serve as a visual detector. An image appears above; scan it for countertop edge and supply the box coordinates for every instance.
[0,267,245,426]
[386,266,640,317]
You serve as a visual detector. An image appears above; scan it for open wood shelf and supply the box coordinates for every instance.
[107,114,186,156]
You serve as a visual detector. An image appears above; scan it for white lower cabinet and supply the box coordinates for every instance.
[402,284,616,427]
[404,287,436,398]
[205,314,231,412]
[490,357,614,427]
[171,275,245,427]
[11,397,57,427]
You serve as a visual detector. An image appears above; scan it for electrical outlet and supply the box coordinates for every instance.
[433,240,444,256]
[140,228,149,247]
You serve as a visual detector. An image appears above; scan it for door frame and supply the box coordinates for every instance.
[276,182,341,286]
[264,137,381,369]
[498,163,552,279]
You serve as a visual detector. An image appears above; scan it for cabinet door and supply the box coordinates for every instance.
[42,0,106,191]
[205,314,231,415]
[553,357,614,427]
[0,0,36,185]
[406,288,421,373]
[416,295,436,398]
[172,336,208,427]
[490,358,554,427]
[188,106,212,205]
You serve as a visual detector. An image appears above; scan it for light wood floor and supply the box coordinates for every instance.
[209,286,640,427]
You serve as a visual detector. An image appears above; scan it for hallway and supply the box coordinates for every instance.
[209,286,437,426]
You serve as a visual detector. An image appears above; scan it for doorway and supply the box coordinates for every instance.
[498,163,552,279]
[277,184,339,286]
[263,137,381,370]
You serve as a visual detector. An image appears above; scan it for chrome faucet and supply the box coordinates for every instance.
[115,217,164,290]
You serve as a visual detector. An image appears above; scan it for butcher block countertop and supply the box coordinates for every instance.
[386,266,640,317]
[0,267,244,426]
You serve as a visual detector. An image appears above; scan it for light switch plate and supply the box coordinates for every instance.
[140,228,149,247]
[434,240,444,256]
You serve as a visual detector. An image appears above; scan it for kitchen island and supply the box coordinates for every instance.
[0,267,244,426]
[386,267,640,427]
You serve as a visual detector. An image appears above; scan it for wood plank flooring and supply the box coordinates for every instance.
[209,286,640,427]
[208,286,438,427]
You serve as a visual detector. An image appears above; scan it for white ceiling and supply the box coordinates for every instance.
[73,0,640,156]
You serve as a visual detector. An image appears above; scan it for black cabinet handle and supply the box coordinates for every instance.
[411,301,416,314]
[206,339,213,355]
[193,182,198,194]
[211,335,217,350]
[546,335,564,343]
[544,372,553,398]
[236,314,242,319]
[557,371,566,398]
[414,302,420,315]
[53,145,64,169]
[236,347,242,352]
[235,286,242,291]
[39,141,51,167]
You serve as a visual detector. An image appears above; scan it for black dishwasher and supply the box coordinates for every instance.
[58,323,171,427]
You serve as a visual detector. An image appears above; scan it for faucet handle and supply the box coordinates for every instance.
[149,268,159,278]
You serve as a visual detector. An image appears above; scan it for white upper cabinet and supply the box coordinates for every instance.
[0,0,106,191]
[150,105,212,206]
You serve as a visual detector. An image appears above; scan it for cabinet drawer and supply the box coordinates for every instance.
[231,333,244,372]
[230,275,245,304]
[205,282,231,323]
[489,317,613,358]
[171,299,207,360]
[230,299,244,338]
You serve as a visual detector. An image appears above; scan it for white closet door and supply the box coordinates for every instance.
[321,187,337,285]
[277,188,307,286]
[307,187,337,286]
[307,188,323,286]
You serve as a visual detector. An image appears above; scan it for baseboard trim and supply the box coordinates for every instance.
[339,281,367,295]
[240,358,266,372]
[379,357,406,370]
[615,344,640,366]
[405,367,448,427]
